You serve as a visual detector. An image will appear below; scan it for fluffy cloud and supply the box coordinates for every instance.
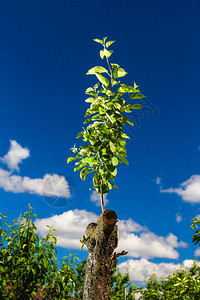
[118,258,197,283]
[0,140,72,199]
[161,175,200,203]
[117,231,186,259]
[118,218,143,233]
[35,209,187,259]
[90,190,109,207]
[0,170,71,198]
[0,140,30,171]
[35,209,98,249]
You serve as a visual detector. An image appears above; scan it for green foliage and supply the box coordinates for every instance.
[0,206,84,299]
[137,261,200,299]
[191,217,200,246]
[2,207,200,299]
[0,206,136,299]
[0,205,56,299]
[80,235,90,250]
[67,37,145,200]
[109,260,136,299]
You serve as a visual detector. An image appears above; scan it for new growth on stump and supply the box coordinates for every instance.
[67,37,145,299]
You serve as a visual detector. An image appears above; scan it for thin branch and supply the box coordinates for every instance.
[100,194,105,212]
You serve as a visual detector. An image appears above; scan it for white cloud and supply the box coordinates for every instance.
[90,190,109,207]
[35,209,187,259]
[0,140,30,171]
[156,177,161,185]
[35,209,98,249]
[0,140,72,199]
[161,175,200,203]
[0,170,71,198]
[118,258,197,283]
[166,233,186,248]
[117,231,186,259]
[176,213,182,223]
[118,218,143,233]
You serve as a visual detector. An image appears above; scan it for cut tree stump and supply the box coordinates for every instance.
[83,209,118,300]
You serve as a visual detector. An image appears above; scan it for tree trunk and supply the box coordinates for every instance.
[83,209,118,300]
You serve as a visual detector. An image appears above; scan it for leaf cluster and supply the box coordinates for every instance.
[109,259,136,299]
[1,208,200,299]
[191,217,200,246]
[0,206,84,299]
[67,37,145,195]
[136,261,200,299]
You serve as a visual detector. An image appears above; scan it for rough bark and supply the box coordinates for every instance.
[83,209,118,300]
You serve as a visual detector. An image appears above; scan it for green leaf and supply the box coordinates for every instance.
[106,40,115,48]
[85,87,97,96]
[129,104,143,109]
[100,49,113,59]
[94,82,100,90]
[112,184,118,190]
[93,38,103,44]
[113,68,127,79]
[85,97,95,103]
[110,183,118,190]
[108,182,113,189]
[117,155,129,165]
[86,66,108,75]
[119,139,126,146]
[111,168,117,177]
[109,141,116,153]
[85,87,94,93]
[106,113,116,124]
[111,63,120,69]
[100,50,105,59]
[83,156,97,166]
[105,89,115,96]
[130,93,145,99]
[102,36,108,43]
[80,167,90,181]
[84,114,100,124]
[76,131,84,138]
[107,165,115,173]
[134,81,139,89]
[123,116,135,126]
[67,157,77,163]
[122,133,130,139]
[112,79,120,86]
[95,73,109,87]
[117,86,127,93]
[99,107,106,114]
[118,84,139,93]
[111,157,118,166]
[74,163,88,172]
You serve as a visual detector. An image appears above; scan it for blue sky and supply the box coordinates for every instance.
[0,0,200,283]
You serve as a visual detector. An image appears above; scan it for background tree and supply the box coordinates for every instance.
[67,37,145,299]
[0,206,136,299]
[191,217,200,247]
[0,206,81,299]
[134,218,200,299]
[1,207,200,299]
[136,261,200,299]
[109,259,136,299]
